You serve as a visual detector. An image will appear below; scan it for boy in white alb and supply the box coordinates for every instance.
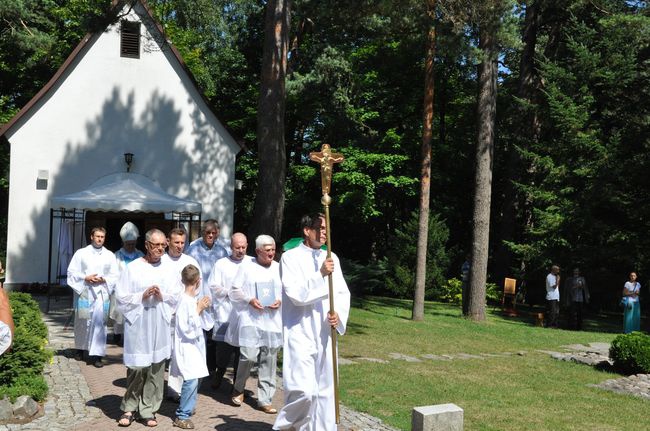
[170,264,211,429]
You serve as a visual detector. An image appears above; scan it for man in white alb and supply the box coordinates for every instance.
[67,227,119,368]
[273,214,351,431]
[207,232,253,389]
[116,229,182,427]
[227,234,282,414]
[163,227,206,401]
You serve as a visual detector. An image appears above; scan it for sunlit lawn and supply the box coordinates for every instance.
[338,297,646,431]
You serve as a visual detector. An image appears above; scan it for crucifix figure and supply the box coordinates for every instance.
[309,144,344,196]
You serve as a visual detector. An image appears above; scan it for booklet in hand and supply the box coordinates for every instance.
[256,281,276,307]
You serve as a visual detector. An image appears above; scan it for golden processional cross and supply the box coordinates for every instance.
[309,144,344,423]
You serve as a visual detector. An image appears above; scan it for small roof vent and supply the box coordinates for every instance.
[120,21,140,58]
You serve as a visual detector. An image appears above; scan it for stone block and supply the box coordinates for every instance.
[0,397,12,421]
[13,395,39,419]
[412,403,463,431]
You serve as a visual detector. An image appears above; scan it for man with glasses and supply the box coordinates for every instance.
[273,214,351,431]
[116,229,182,427]
[187,219,228,374]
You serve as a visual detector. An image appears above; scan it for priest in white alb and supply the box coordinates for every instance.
[273,214,351,431]
[67,226,119,368]
[115,229,182,428]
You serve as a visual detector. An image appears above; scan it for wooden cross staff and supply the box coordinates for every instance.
[309,144,344,423]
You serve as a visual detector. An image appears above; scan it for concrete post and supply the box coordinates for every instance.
[411,403,463,431]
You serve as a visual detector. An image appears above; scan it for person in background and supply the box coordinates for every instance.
[622,271,641,333]
[110,222,144,345]
[67,227,119,367]
[545,265,561,329]
[186,219,228,374]
[564,268,589,330]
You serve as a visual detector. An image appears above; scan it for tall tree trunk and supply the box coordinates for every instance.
[467,17,498,321]
[412,0,437,321]
[493,0,541,282]
[248,0,291,244]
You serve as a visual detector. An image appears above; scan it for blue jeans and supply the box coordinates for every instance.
[175,378,199,420]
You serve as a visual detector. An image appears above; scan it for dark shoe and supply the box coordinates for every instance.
[211,368,226,389]
[139,416,158,427]
[173,418,195,429]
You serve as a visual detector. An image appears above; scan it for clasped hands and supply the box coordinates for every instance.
[85,273,105,284]
[142,285,162,301]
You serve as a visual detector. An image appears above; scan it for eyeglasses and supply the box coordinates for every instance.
[147,241,166,249]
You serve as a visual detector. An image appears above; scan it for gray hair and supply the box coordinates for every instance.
[255,234,275,249]
[201,219,220,234]
[145,228,165,242]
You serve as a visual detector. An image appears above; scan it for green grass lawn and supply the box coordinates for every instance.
[338,297,647,431]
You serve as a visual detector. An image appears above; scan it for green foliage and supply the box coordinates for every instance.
[340,258,389,297]
[383,211,450,299]
[0,293,52,402]
[485,281,500,304]
[437,278,463,304]
[609,332,650,375]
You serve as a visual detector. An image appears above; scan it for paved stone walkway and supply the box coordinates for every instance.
[0,296,399,431]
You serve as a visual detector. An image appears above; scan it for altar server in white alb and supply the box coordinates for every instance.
[67,226,119,368]
[169,264,212,430]
[227,234,282,414]
[273,214,351,431]
[207,232,253,389]
[115,229,182,428]
[163,227,206,400]
[110,222,144,344]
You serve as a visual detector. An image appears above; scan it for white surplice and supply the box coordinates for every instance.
[116,257,182,367]
[161,252,211,393]
[207,255,253,341]
[225,259,283,349]
[67,245,119,356]
[169,292,211,381]
[110,248,145,332]
[273,244,351,431]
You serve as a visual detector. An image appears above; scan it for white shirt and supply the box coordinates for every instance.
[624,281,641,303]
[546,273,560,300]
[207,255,253,339]
[170,292,211,381]
[116,257,182,367]
[0,321,11,356]
[225,259,283,348]
[67,244,119,297]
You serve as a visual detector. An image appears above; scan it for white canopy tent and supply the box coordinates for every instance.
[47,172,202,286]
[51,172,202,213]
